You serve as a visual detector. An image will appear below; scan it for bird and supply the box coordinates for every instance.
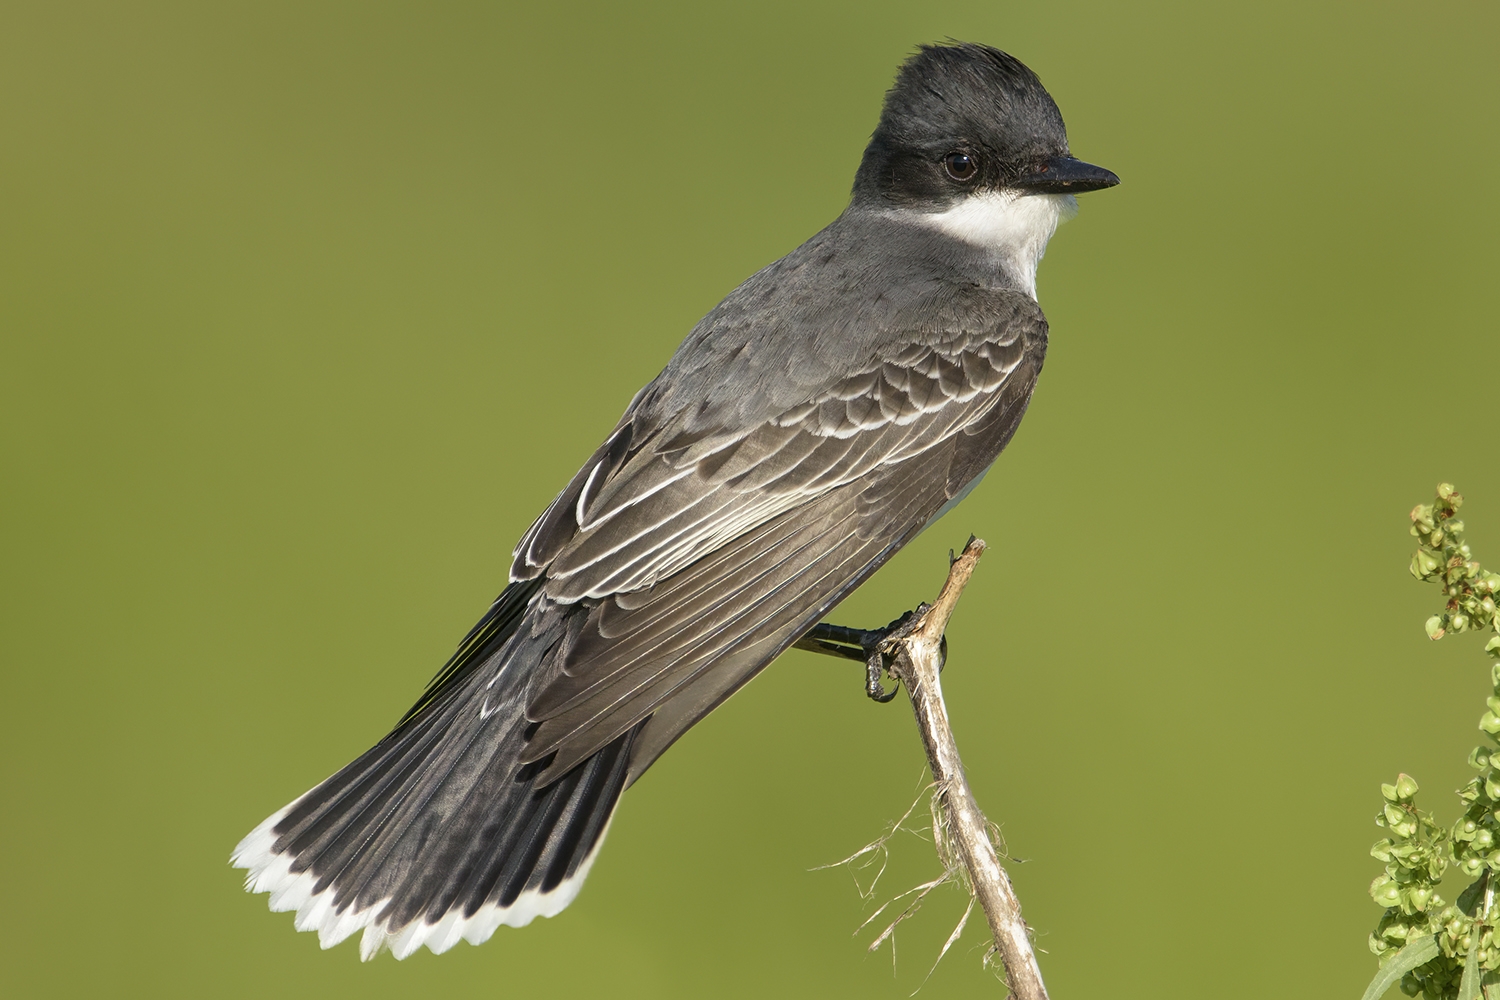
[232,40,1118,961]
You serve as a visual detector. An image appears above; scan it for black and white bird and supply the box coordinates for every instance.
[232,41,1117,960]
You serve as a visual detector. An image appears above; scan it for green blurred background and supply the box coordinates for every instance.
[3,1,1497,996]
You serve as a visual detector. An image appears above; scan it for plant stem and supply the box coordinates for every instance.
[886,538,1049,1000]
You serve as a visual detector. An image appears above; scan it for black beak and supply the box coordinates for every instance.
[1016,155,1120,194]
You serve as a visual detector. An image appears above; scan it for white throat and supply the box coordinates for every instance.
[920,191,1076,300]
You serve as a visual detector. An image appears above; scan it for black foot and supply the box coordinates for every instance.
[793,607,936,703]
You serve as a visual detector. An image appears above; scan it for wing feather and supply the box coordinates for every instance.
[531,438,971,779]
[526,505,870,774]
[526,502,858,722]
[491,291,1048,777]
[527,315,1040,604]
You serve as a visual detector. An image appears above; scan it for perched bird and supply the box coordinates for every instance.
[232,41,1117,960]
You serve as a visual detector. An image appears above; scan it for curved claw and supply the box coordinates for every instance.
[865,651,900,703]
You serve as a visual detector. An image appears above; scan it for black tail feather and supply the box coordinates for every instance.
[232,584,638,960]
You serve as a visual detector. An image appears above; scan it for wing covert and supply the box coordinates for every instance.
[510,299,1045,605]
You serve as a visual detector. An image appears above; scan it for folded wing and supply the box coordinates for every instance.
[509,298,1047,780]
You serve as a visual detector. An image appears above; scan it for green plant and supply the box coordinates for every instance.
[1362,485,1500,1000]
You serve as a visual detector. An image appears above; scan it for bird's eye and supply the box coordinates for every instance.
[944,151,977,181]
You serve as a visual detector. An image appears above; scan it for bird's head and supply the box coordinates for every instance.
[852,42,1119,213]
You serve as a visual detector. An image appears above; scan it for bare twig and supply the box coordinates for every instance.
[884,537,1049,1000]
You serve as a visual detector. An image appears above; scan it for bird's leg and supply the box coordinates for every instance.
[794,606,941,703]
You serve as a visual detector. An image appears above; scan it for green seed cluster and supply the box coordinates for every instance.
[1409,484,1500,649]
[1367,775,1456,994]
[1366,680,1500,999]
[1363,485,1500,999]
[1458,732,1500,882]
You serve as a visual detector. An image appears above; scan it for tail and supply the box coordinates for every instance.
[231,582,638,960]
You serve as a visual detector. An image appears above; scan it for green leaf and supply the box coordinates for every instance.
[1360,935,1439,1000]
[1458,878,1487,915]
[1460,921,1483,1000]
